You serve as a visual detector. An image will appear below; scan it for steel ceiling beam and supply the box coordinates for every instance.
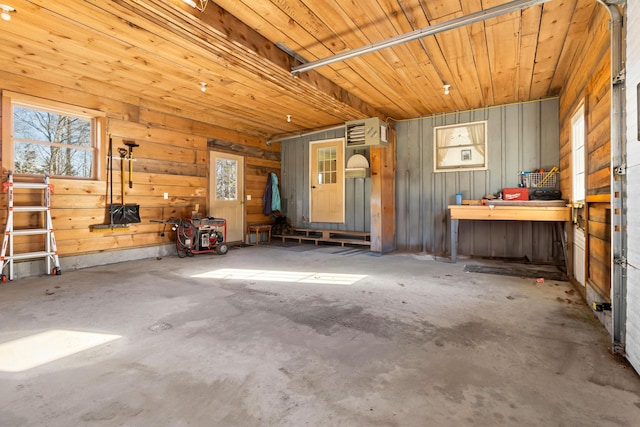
[291,0,552,75]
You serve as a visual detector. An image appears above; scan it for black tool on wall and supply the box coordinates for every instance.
[108,143,140,225]
[90,135,140,231]
[106,136,131,227]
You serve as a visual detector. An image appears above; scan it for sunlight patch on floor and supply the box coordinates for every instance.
[192,268,366,286]
[0,330,121,372]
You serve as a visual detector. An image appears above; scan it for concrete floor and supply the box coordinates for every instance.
[1,243,639,426]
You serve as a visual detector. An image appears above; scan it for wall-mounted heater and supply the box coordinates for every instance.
[345,118,388,148]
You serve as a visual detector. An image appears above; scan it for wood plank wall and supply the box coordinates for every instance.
[394,99,560,261]
[280,128,372,233]
[207,138,281,226]
[0,72,279,259]
[558,5,611,299]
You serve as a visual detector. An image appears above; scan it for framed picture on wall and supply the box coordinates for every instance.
[434,120,488,172]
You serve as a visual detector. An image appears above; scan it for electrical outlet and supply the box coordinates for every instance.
[163,192,168,199]
[246,195,251,201]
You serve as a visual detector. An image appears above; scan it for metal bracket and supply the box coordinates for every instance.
[614,164,626,176]
[614,257,627,266]
[612,342,625,355]
[613,68,626,85]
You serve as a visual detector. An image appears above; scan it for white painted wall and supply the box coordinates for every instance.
[625,0,640,373]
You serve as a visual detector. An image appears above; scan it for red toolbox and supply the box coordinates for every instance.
[502,187,529,201]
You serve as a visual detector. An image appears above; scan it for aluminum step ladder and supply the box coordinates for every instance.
[1,171,61,281]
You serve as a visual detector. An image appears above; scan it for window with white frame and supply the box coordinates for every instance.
[3,92,103,179]
[434,121,488,172]
[571,105,586,202]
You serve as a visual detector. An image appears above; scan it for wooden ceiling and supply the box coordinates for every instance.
[0,0,598,140]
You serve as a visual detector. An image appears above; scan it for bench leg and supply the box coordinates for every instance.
[451,219,458,263]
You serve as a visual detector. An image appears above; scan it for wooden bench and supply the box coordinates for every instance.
[247,224,272,245]
[272,228,371,247]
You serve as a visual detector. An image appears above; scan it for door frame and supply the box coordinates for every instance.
[308,138,345,224]
[208,150,245,243]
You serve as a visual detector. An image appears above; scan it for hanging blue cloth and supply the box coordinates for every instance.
[263,173,273,216]
[271,173,281,212]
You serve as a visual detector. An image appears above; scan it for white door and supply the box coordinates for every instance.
[571,105,586,287]
[573,224,586,286]
[209,152,244,243]
[625,0,640,376]
[310,138,345,223]
[625,0,640,374]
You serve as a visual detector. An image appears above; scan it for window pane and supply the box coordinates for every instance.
[317,147,336,185]
[571,107,585,201]
[434,122,487,172]
[14,141,93,177]
[14,107,91,147]
[13,105,93,177]
[216,158,238,200]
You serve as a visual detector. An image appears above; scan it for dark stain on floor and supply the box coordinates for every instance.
[222,284,500,349]
[223,284,433,342]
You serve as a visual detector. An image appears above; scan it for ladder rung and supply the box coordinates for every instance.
[11,228,50,236]
[12,182,49,189]
[13,206,48,212]
[7,251,56,261]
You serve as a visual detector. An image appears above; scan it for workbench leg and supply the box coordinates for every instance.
[451,218,458,263]
[556,222,568,271]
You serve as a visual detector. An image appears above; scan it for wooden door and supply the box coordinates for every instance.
[209,151,244,242]
[310,139,344,223]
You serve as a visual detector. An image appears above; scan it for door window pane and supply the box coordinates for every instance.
[317,147,336,185]
[216,158,238,200]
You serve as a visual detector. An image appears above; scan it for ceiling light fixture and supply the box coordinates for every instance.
[443,84,451,95]
[0,4,15,21]
[199,82,207,92]
[182,0,208,12]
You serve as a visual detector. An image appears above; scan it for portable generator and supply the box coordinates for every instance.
[173,217,228,257]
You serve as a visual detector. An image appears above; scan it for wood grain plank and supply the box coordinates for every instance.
[548,0,597,92]
[485,16,520,104]
[530,0,578,98]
